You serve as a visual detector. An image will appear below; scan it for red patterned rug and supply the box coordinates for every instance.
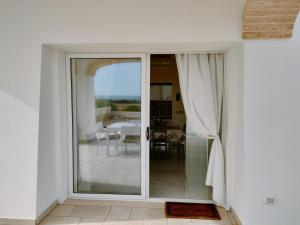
[165,202,221,220]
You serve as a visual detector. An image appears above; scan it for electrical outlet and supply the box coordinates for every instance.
[263,197,278,206]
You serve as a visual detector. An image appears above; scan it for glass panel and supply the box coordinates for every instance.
[185,122,212,200]
[149,54,211,200]
[150,84,172,100]
[71,58,142,195]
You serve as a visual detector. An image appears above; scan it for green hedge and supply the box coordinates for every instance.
[124,105,141,112]
[95,99,117,111]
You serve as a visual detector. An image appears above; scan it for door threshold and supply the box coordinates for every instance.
[147,197,214,204]
[65,197,165,208]
[67,196,214,205]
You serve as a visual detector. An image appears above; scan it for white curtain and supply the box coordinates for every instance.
[176,53,225,206]
[76,74,97,141]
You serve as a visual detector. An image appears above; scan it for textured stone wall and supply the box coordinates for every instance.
[243,0,300,39]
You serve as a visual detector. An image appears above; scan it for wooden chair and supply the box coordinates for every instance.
[167,129,185,159]
[151,129,169,159]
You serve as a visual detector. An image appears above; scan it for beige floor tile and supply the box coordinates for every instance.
[167,218,191,225]
[111,201,164,209]
[50,205,75,217]
[191,218,230,225]
[96,201,127,207]
[64,199,116,207]
[106,206,132,221]
[40,216,81,225]
[104,220,143,225]
[144,219,168,225]
[131,208,165,220]
[190,220,220,225]
[70,205,110,218]
[204,221,230,225]
[217,212,231,224]
[226,212,237,225]
[80,217,104,225]
[63,199,94,206]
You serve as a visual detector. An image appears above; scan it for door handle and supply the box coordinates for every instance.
[146,127,150,141]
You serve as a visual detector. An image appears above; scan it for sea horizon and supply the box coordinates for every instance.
[95,95,140,100]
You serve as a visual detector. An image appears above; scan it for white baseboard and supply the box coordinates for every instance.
[35,200,58,224]
[0,218,35,225]
[0,200,58,225]
[231,208,242,225]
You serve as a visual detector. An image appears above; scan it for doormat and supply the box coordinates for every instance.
[165,202,221,220]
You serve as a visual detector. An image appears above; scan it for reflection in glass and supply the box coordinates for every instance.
[71,58,141,195]
[149,54,211,200]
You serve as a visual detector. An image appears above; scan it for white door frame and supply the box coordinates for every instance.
[65,52,216,204]
[66,53,148,200]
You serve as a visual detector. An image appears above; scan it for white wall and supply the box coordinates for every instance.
[36,46,57,217]
[36,46,68,217]
[3,1,299,224]
[223,44,244,221]
[0,0,245,220]
[0,0,244,219]
[242,17,300,225]
[0,90,38,219]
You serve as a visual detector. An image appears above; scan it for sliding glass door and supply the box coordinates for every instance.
[68,54,147,198]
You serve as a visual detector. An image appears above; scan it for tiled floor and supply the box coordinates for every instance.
[150,135,211,200]
[78,139,211,200]
[77,135,211,200]
[76,139,141,195]
[40,200,237,225]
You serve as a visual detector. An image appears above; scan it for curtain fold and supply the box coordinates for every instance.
[176,53,225,206]
[76,73,97,141]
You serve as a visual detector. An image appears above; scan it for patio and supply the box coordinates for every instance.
[39,199,237,225]
[77,137,141,195]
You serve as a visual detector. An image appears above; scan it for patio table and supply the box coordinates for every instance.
[105,121,140,155]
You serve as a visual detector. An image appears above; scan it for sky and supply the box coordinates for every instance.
[94,62,141,97]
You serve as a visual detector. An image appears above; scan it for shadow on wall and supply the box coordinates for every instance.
[292,12,300,39]
[36,45,68,217]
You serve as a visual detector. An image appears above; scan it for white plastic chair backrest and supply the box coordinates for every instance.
[121,126,140,136]
[107,127,120,133]
[96,124,105,140]
[128,120,141,124]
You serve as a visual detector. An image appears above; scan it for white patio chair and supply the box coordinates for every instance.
[120,126,141,154]
[106,127,121,156]
[96,125,120,155]
[95,124,106,152]
[127,119,141,124]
